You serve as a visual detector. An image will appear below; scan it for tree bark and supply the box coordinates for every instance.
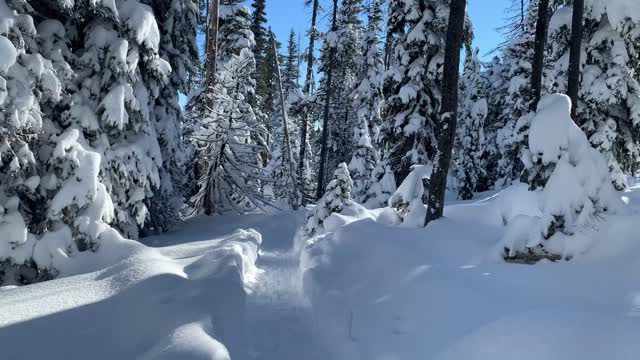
[298,0,320,193]
[315,0,338,200]
[205,0,220,90]
[567,0,584,120]
[424,0,467,226]
[272,34,300,207]
[529,0,550,111]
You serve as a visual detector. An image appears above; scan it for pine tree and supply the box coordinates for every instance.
[425,0,468,225]
[304,162,353,237]
[188,2,269,214]
[316,0,339,199]
[495,1,545,188]
[454,48,490,200]
[146,0,199,234]
[548,1,640,190]
[348,113,377,203]
[318,0,365,193]
[382,0,470,185]
[352,0,384,144]
[251,0,269,104]
[283,29,301,94]
[60,0,171,239]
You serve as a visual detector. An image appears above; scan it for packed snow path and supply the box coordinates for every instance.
[147,210,327,360]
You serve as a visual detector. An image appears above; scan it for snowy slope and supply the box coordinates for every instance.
[0,227,262,359]
[302,185,640,360]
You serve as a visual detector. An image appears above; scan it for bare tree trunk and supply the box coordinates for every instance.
[567,0,584,120]
[530,0,550,111]
[272,34,300,208]
[298,0,320,194]
[424,0,467,226]
[205,0,220,89]
[315,0,338,200]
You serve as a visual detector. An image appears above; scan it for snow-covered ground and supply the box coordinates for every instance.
[1,181,640,359]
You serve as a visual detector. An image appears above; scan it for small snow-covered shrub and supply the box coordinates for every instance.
[304,163,353,237]
[502,94,624,259]
[388,165,431,227]
[362,160,396,209]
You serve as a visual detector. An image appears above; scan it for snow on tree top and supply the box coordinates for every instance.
[528,94,581,165]
[586,0,640,31]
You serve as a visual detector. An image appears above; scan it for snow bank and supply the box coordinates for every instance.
[503,94,625,258]
[301,190,640,360]
[0,228,262,359]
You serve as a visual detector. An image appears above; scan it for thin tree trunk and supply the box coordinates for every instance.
[424,0,467,226]
[205,0,220,89]
[567,0,584,120]
[298,0,320,193]
[315,0,338,200]
[529,0,550,111]
[272,34,300,207]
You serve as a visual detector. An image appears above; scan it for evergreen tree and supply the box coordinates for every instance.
[454,48,490,200]
[548,1,640,190]
[348,113,377,203]
[352,0,385,143]
[304,162,353,237]
[382,0,471,185]
[188,2,268,214]
[282,29,301,94]
[319,0,365,190]
[146,0,199,234]
[495,1,545,188]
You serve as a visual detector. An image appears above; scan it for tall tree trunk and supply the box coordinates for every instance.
[315,0,338,200]
[424,0,467,226]
[529,0,550,111]
[272,33,300,208]
[205,0,220,89]
[298,0,320,194]
[567,0,584,120]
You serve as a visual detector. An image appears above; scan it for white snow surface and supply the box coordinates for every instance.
[2,180,640,359]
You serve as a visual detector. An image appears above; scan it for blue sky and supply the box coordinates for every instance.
[265,0,513,61]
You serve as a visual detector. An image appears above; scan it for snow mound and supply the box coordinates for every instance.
[302,188,640,360]
[0,228,262,359]
[504,94,625,258]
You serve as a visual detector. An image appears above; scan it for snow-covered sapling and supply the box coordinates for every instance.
[503,94,623,260]
[304,163,353,237]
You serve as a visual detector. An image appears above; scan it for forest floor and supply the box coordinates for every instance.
[1,182,640,359]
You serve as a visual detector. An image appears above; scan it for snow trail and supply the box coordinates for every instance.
[239,211,327,360]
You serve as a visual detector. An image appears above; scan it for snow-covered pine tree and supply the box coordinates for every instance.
[547,1,640,190]
[504,94,622,260]
[146,0,199,234]
[304,162,353,237]
[250,0,271,117]
[319,0,365,188]
[189,1,268,214]
[382,0,470,185]
[282,29,301,95]
[60,0,171,239]
[351,0,384,143]
[495,0,542,188]
[0,0,52,283]
[0,0,127,284]
[347,0,384,204]
[478,55,506,189]
[348,111,377,203]
[454,47,490,200]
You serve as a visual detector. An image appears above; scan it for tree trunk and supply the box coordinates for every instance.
[424,0,467,226]
[272,34,300,207]
[529,0,550,111]
[205,0,220,90]
[315,0,338,200]
[567,0,584,120]
[298,0,320,194]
